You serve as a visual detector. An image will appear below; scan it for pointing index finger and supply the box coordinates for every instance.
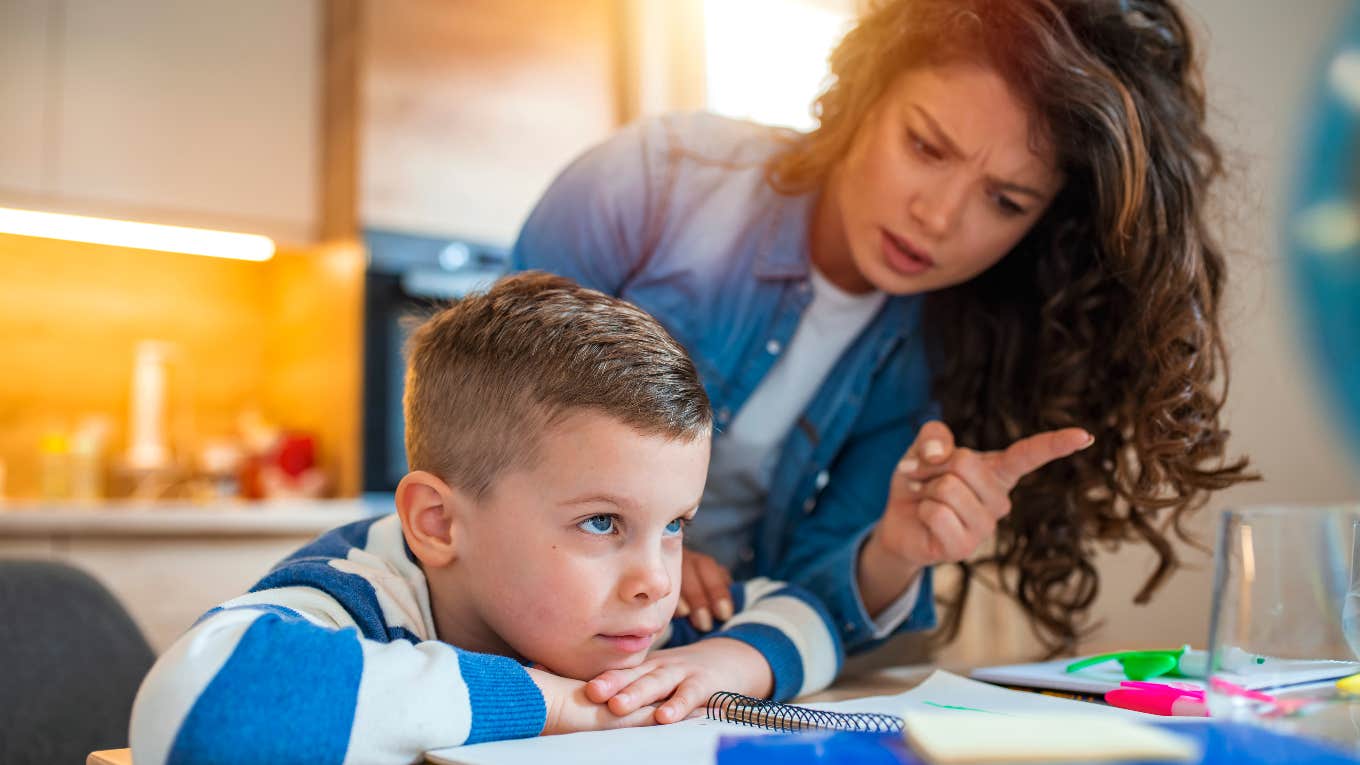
[994,428,1094,489]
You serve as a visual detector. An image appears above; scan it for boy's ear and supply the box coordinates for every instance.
[395,470,468,567]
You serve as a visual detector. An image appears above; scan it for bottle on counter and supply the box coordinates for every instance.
[126,340,174,473]
[39,431,70,500]
[117,340,185,500]
[69,416,111,503]
[197,440,243,500]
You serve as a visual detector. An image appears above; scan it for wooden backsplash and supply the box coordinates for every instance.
[0,233,363,498]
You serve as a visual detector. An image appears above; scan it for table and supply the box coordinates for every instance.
[84,665,937,765]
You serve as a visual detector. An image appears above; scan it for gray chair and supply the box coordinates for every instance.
[0,560,155,765]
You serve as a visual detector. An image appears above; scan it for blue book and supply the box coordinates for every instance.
[715,722,1358,765]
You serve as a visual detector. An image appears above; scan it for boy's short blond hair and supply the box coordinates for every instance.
[403,271,712,498]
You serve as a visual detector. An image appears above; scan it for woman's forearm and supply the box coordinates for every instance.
[856,524,925,617]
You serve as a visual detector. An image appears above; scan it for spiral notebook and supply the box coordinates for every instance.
[705,690,905,733]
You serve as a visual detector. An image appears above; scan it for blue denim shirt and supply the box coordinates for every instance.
[512,112,938,654]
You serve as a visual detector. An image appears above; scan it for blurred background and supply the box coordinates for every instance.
[0,0,1355,665]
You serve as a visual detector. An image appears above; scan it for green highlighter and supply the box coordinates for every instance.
[1065,645,1266,681]
[1065,646,1189,681]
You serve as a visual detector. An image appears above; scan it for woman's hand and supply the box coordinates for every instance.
[858,420,1093,615]
[676,548,733,632]
[584,638,772,724]
[528,666,658,735]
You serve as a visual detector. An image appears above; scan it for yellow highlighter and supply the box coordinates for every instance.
[1336,673,1360,696]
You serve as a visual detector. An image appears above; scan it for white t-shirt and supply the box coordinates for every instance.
[688,267,920,636]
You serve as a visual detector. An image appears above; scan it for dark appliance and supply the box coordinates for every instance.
[362,229,510,492]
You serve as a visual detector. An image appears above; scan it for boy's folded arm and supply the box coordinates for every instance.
[129,594,546,765]
[661,577,845,701]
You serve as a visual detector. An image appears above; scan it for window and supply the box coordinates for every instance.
[702,0,855,130]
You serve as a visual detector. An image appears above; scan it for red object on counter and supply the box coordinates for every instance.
[238,431,319,499]
[276,433,315,477]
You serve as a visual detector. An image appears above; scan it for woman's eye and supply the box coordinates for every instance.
[578,515,617,535]
[663,517,687,537]
[909,132,942,160]
[994,193,1026,216]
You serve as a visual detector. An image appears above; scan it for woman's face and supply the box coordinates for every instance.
[814,62,1065,294]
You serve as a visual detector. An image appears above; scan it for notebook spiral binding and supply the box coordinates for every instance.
[705,691,905,733]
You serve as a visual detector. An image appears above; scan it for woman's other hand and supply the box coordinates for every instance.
[676,548,733,632]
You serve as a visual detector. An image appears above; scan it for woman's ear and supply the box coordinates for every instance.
[395,470,466,567]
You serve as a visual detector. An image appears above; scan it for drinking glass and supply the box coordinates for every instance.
[1205,505,1360,749]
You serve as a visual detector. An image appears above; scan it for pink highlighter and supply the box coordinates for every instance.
[1104,681,1210,717]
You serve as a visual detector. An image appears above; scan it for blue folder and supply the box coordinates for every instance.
[715,722,1358,764]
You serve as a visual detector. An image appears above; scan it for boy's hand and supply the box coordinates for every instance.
[676,549,733,632]
[528,666,658,735]
[584,638,773,724]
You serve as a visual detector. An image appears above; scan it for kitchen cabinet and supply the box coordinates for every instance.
[0,0,326,244]
[0,0,48,197]
[360,0,628,246]
[360,0,706,247]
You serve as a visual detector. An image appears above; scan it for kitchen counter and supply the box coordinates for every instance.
[0,495,393,537]
[0,494,396,652]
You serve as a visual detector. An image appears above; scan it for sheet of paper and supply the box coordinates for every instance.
[971,656,1360,695]
[880,670,1143,718]
[425,716,756,765]
[424,670,1141,765]
[902,713,1199,764]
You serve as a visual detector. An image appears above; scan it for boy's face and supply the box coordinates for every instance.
[442,410,709,680]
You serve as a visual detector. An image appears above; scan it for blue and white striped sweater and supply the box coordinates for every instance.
[130,514,843,765]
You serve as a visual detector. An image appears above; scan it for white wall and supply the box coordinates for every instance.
[1081,0,1360,654]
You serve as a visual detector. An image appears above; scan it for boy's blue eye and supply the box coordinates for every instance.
[579,515,617,535]
[664,518,686,536]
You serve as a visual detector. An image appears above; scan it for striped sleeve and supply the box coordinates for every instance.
[129,589,546,765]
[661,577,844,701]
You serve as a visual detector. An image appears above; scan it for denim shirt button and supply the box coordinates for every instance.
[765,339,782,355]
[716,407,731,425]
[802,497,816,514]
[739,546,755,563]
[814,470,830,490]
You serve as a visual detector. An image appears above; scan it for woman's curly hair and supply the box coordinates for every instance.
[766,0,1257,655]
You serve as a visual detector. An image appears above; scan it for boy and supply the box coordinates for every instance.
[130,272,842,764]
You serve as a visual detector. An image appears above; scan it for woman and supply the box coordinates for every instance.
[512,0,1254,657]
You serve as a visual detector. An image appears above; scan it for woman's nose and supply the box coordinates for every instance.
[910,179,967,237]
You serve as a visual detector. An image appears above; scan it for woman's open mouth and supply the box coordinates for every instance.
[880,229,936,275]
